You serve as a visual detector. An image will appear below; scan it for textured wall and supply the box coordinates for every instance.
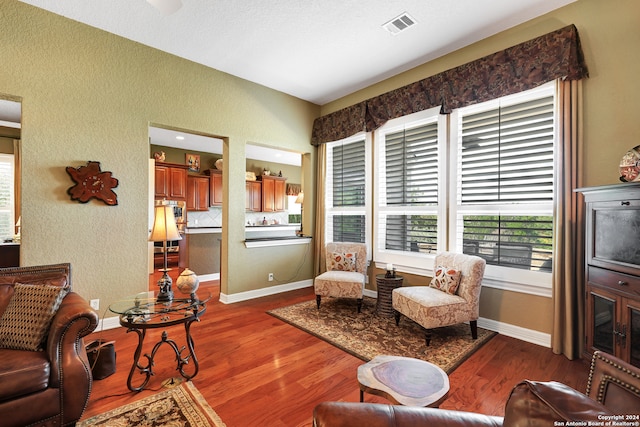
[0,1,318,313]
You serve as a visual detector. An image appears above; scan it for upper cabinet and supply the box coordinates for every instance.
[187,175,210,211]
[155,163,188,200]
[246,180,262,212]
[208,169,223,206]
[260,175,286,212]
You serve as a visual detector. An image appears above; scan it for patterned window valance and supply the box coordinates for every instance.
[311,24,588,146]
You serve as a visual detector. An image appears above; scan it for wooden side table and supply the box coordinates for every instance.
[375,274,403,316]
[357,355,449,407]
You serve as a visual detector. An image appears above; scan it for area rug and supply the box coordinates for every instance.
[268,296,496,373]
[78,381,226,427]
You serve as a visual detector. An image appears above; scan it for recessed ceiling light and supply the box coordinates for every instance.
[382,12,417,35]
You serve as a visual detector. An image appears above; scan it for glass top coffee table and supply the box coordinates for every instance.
[357,355,449,407]
[109,291,211,391]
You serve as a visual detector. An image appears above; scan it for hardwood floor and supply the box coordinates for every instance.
[81,277,590,426]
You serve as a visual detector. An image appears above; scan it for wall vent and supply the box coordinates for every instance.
[382,12,417,35]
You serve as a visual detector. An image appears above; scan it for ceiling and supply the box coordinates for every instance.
[17,0,576,106]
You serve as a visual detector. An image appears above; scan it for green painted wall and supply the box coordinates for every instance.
[1,1,318,314]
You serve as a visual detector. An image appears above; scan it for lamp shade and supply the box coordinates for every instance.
[149,205,182,242]
[295,192,304,204]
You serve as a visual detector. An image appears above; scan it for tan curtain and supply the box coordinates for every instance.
[313,144,327,276]
[13,139,21,227]
[552,79,584,359]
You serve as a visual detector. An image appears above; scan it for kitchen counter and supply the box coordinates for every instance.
[185,227,222,234]
[184,224,301,234]
[244,235,311,248]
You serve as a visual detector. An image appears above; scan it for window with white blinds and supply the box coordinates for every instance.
[452,83,555,273]
[375,109,445,267]
[0,154,15,240]
[325,136,367,243]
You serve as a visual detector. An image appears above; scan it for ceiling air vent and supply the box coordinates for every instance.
[382,12,417,35]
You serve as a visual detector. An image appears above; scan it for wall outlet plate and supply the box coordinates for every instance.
[90,299,99,310]
[268,273,274,281]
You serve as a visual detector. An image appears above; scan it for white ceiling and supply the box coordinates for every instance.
[17,0,576,106]
[149,126,302,166]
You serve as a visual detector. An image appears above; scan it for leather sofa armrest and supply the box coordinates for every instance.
[313,402,504,427]
[504,380,614,426]
[46,292,99,385]
[45,292,99,425]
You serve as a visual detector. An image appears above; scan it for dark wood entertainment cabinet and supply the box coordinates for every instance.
[577,183,640,367]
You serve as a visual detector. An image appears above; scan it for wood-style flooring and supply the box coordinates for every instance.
[80,276,590,426]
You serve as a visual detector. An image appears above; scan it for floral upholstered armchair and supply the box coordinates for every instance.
[314,242,367,313]
[392,251,486,346]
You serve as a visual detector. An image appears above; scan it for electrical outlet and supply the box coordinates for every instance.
[90,299,99,310]
[268,273,274,282]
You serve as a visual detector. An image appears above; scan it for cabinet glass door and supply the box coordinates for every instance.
[592,292,615,355]
[629,303,640,368]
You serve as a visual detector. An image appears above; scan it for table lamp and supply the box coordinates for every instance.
[149,204,182,301]
[295,191,304,236]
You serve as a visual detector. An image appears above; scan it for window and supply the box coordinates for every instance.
[450,83,555,289]
[0,154,15,240]
[374,107,446,270]
[323,84,556,293]
[325,134,369,244]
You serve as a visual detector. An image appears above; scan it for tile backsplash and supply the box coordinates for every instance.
[187,208,290,228]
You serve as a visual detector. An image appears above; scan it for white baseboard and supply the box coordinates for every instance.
[94,315,121,331]
[219,279,313,304]
[95,284,551,349]
[199,273,219,282]
[477,317,551,348]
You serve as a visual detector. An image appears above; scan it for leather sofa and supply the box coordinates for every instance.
[0,263,99,427]
[313,351,640,427]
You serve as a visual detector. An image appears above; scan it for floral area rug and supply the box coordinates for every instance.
[78,381,225,427]
[268,296,496,373]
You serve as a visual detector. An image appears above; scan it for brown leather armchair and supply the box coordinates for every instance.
[0,263,99,427]
[313,351,640,427]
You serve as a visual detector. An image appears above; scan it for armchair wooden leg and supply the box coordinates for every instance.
[394,310,401,326]
[316,295,321,309]
[424,329,432,346]
[470,320,478,340]
[357,298,363,313]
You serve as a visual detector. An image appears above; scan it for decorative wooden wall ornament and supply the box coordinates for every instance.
[66,161,119,205]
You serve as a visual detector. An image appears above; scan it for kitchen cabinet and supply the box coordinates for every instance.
[155,163,188,200]
[260,175,286,212]
[187,175,210,211]
[209,170,223,206]
[578,183,640,368]
[246,181,262,212]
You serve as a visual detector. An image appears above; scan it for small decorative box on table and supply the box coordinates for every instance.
[375,273,404,316]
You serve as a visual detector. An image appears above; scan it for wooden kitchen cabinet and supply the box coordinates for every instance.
[578,183,640,368]
[209,169,223,206]
[260,175,286,212]
[246,180,262,212]
[155,163,188,200]
[187,175,210,211]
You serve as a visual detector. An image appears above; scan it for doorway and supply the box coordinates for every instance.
[0,98,21,267]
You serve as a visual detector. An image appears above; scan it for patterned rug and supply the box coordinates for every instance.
[78,381,226,427]
[268,296,496,373]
